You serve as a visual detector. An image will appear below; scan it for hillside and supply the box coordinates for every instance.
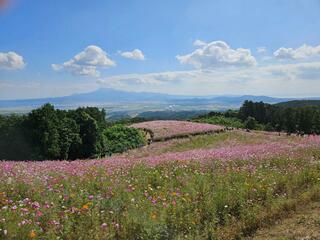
[276,100,320,108]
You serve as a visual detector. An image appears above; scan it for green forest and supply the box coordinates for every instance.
[0,104,146,161]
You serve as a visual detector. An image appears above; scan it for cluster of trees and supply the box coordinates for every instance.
[0,104,146,161]
[195,100,320,134]
[239,100,320,134]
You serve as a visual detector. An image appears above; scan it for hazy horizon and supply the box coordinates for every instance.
[1,87,320,101]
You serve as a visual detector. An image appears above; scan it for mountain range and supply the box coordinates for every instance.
[0,88,316,112]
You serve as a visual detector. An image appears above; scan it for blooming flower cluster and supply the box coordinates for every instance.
[131,120,224,140]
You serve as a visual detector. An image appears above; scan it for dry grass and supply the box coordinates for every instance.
[251,200,320,240]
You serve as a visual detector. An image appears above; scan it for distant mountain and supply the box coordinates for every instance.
[173,95,293,106]
[275,100,320,108]
[0,88,310,111]
[67,88,189,102]
[0,88,182,109]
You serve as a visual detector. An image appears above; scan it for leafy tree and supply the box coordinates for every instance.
[58,118,81,160]
[239,100,254,121]
[244,117,257,130]
[0,115,33,160]
[312,111,320,134]
[24,104,61,159]
[76,111,103,158]
[296,107,314,134]
[283,108,296,133]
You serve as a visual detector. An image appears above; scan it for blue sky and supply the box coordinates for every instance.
[0,0,320,99]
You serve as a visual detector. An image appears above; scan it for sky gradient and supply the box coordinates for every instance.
[0,0,320,99]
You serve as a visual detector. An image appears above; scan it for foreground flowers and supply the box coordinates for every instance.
[0,129,320,239]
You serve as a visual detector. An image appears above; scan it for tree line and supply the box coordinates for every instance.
[195,100,320,134]
[239,100,320,134]
[0,104,146,161]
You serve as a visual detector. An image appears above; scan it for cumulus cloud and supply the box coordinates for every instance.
[274,44,320,60]
[120,49,145,60]
[52,45,116,77]
[96,61,320,97]
[0,51,26,70]
[176,40,256,69]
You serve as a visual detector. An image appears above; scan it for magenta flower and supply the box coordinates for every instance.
[101,223,108,230]
[131,120,224,140]
[88,195,94,200]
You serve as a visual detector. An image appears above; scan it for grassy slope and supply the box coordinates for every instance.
[251,201,320,240]
[1,130,320,239]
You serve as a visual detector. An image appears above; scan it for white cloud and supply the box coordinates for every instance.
[0,79,99,100]
[52,45,116,77]
[120,49,145,60]
[274,44,320,60]
[96,61,320,97]
[193,39,207,47]
[176,40,256,69]
[0,51,26,70]
[97,71,181,86]
[257,47,267,53]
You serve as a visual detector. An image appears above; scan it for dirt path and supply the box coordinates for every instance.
[251,201,320,240]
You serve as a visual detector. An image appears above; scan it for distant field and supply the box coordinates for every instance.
[1,121,320,239]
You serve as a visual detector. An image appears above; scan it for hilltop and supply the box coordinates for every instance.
[275,99,320,108]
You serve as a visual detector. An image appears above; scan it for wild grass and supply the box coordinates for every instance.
[164,131,260,152]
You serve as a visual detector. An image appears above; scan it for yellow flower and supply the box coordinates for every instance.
[29,230,36,238]
[151,213,157,220]
[81,202,92,210]
[82,204,89,210]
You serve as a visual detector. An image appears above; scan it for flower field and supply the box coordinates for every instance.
[131,120,224,140]
[1,123,320,239]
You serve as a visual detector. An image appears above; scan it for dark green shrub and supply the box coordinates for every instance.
[244,117,258,130]
[104,125,146,155]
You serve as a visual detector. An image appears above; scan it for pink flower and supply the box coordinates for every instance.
[31,202,40,209]
[88,195,94,200]
[101,223,108,230]
[126,185,135,192]
[36,210,43,217]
